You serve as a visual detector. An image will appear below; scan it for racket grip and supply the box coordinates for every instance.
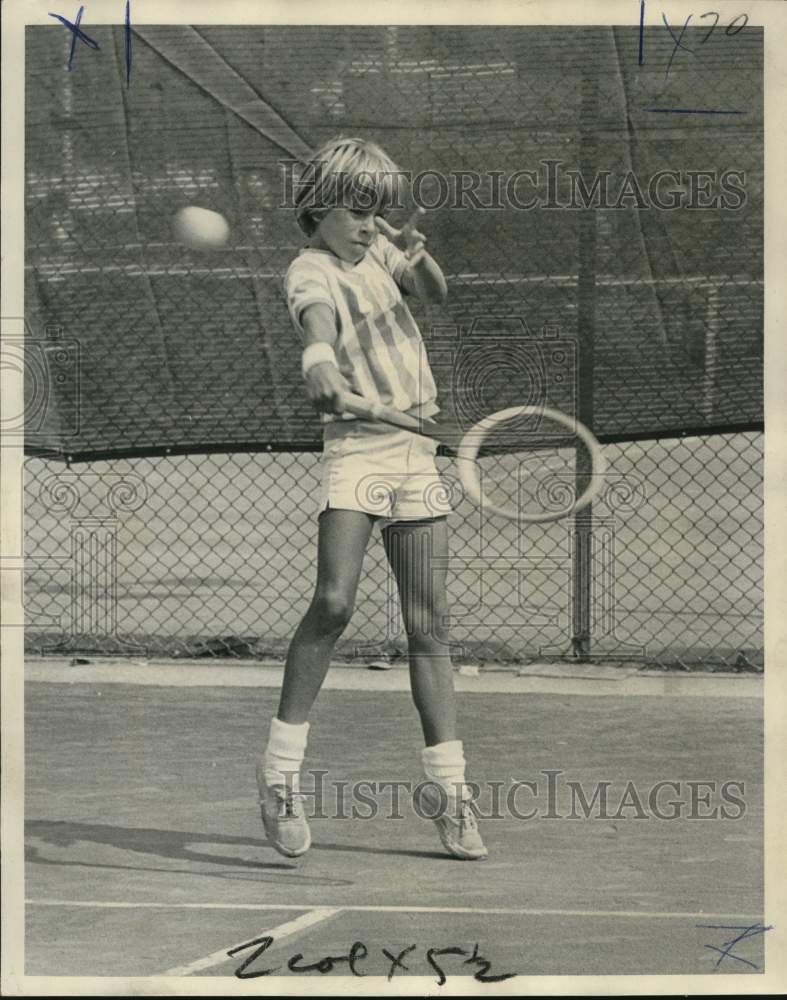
[343,394,424,433]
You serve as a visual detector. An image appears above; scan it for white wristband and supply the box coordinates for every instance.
[302,342,338,379]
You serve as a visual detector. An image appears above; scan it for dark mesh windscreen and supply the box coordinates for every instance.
[25,25,762,458]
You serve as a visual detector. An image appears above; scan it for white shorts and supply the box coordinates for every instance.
[319,423,453,521]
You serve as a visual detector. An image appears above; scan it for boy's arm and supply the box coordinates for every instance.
[300,303,351,414]
[376,211,448,306]
[400,252,448,306]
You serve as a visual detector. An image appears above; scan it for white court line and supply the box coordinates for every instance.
[161,906,340,977]
[26,899,763,921]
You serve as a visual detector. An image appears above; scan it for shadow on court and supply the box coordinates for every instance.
[26,818,446,870]
[24,678,764,978]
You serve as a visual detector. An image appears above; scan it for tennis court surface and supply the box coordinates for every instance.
[24,663,764,980]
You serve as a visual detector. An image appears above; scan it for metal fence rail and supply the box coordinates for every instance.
[23,430,763,669]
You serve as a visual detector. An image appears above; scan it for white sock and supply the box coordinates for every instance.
[422,740,470,800]
[263,718,309,792]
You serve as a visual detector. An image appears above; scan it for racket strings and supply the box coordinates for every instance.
[473,437,578,518]
[455,406,606,524]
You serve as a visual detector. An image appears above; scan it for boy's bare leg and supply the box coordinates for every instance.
[277,507,376,723]
[382,517,456,746]
[259,507,375,857]
[383,517,487,859]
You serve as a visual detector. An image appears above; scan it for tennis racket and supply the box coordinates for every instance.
[342,394,607,524]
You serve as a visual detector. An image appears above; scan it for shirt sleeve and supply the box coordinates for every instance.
[285,256,337,339]
[377,233,410,290]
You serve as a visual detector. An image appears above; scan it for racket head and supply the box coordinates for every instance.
[455,405,607,523]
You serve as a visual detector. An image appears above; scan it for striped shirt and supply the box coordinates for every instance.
[285,234,439,424]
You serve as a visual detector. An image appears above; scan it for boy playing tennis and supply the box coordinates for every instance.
[258,137,487,861]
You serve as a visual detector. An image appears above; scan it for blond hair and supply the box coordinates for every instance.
[294,136,405,235]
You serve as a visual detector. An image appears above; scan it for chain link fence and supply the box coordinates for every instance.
[20,25,763,669]
[23,427,762,669]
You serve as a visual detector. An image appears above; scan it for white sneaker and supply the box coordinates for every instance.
[414,783,488,861]
[257,766,311,858]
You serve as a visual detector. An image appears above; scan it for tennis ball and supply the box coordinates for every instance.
[172,206,230,250]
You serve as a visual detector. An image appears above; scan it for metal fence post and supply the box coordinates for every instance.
[573,67,599,662]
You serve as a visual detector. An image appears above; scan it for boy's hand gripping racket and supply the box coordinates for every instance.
[342,394,607,524]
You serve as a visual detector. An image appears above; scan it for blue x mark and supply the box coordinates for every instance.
[48,6,100,71]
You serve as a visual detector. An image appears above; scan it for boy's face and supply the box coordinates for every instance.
[312,207,378,264]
